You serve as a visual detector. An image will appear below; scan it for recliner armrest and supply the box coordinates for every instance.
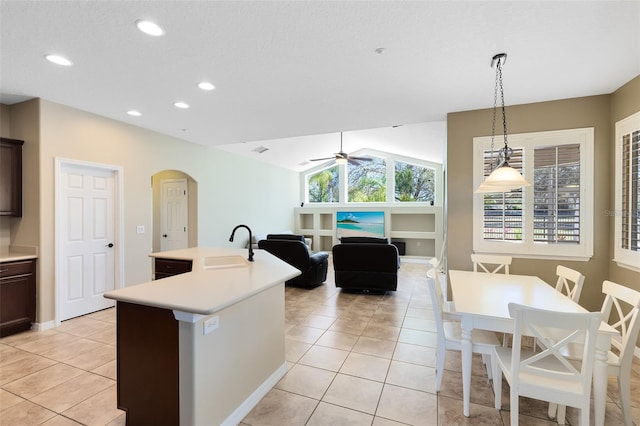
[309,251,329,265]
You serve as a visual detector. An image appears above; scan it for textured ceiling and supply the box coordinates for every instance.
[1,1,638,170]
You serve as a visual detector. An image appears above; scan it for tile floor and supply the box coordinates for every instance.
[1,261,639,425]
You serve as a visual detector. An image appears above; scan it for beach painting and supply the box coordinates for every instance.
[336,211,385,239]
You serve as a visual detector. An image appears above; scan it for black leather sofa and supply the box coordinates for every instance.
[332,237,399,292]
[258,234,329,287]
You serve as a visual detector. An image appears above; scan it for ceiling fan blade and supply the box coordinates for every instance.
[349,156,373,161]
[310,156,336,161]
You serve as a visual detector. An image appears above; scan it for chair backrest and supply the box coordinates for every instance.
[600,280,640,370]
[426,262,446,346]
[554,265,585,302]
[471,254,512,274]
[508,303,601,400]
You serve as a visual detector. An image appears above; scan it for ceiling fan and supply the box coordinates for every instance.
[310,132,373,165]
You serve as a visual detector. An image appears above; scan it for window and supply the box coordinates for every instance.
[615,111,640,271]
[307,165,339,203]
[395,161,435,202]
[473,128,594,260]
[303,149,442,205]
[348,156,386,202]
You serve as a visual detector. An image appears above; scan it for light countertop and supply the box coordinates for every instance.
[0,253,38,262]
[103,247,300,315]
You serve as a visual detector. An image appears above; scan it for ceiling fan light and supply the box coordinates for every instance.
[475,165,531,193]
[335,157,348,165]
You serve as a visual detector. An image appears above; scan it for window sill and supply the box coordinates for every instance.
[614,259,640,273]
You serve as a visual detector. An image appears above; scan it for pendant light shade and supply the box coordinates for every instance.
[475,53,531,193]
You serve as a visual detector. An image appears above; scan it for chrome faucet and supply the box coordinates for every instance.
[229,224,254,262]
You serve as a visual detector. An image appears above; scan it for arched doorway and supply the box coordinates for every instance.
[152,170,198,252]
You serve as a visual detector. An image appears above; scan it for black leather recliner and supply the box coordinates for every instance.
[258,234,329,287]
[332,237,399,292]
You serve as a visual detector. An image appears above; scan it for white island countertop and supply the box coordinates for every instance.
[103,247,300,316]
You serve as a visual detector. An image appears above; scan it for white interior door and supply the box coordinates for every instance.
[58,163,116,321]
[160,178,188,251]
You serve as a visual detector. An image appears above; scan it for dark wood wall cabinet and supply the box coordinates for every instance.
[0,137,24,217]
[0,258,36,337]
[154,257,192,280]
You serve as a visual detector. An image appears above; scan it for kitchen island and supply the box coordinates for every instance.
[103,247,300,426]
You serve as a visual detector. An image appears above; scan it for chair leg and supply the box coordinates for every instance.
[510,391,518,426]
[482,353,493,380]
[557,404,567,425]
[579,403,589,426]
[435,346,444,392]
[618,374,633,426]
[548,402,557,419]
[493,359,502,410]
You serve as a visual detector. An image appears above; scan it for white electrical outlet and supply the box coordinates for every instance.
[136,225,145,234]
[203,316,219,335]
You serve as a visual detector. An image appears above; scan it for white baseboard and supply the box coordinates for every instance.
[221,362,288,426]
[32,320,56,332]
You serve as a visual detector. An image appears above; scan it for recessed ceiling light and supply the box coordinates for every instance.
[174,102,190,109]
[127,110,142,117]
[45,54,72,66]
[198,81,215,91]
[136,20,164,36]
[375,47,386,55]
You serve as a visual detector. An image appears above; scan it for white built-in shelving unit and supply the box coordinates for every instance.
[294,206,443,261]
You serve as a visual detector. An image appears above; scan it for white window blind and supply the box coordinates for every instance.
[481,148,524,241]
[533,144,581,244]
[615,112,640,271]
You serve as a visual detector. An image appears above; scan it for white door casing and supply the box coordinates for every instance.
[160,178,188,251]
[55,159,124,323]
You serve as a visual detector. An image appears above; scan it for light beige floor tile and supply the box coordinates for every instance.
[40,415,84,425]
[298,345,349,372]
[385,360,437,393]
[3,363,85,399]
[15,332,80,356]
[84,307,117,322]
[340,352,391,382]
[0,388,25,411]
[352,336,396,359]
[40,337,105,362]
[376,383,437,425]
[0,399,56,425]
[285,339,312,363]
[314,330,359,351]
[0,347,37,365]
[298,314,336,330]
[285,325,325,344]
[397,328,437,347]
[392,342,437,367]
[372,417,406,425]
[439,395,504,425]
[0,353,58,385]
[361,323,401,341]
[405,307,433,320]
[306,401,373,425]
[402,316,437,332]
[62,344,116,371]
[61,384,124,425]
[105,412,127,425]
[322,373,383,415]
[0,329,60,347]
[328,318,369,335]
[275,364,336,399]
[85,327,117,345]
[242,388,318,426]
[31,372,114,413]
[91,359,117,380]
[310,305,346,318]
[54,317,113,338]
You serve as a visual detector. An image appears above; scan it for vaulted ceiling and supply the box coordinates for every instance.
[1,1,638,170]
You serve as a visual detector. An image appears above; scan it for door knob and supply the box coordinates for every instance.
[163,234,168,238]
[106,243,114,248]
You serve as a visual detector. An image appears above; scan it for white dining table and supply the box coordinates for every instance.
[449,270,618,425]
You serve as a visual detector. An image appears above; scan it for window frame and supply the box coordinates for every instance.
[614,111,640,272]
[302,148,442,207]
[473,128,594,260]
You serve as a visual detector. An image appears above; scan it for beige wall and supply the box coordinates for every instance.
[447,94,619,312]
[6,99,299,325]
[609,75,640,289]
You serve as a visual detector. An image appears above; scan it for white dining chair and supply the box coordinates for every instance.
[492,303,601,426]
[426,271,499,392]
[471,254,512,274]
[554,265,585,302]
[427,257,454,316]
[549,280,640,426]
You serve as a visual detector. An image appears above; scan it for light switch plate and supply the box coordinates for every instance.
[136,225,145,234]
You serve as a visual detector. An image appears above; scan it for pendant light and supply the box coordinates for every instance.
[475,53,531,193]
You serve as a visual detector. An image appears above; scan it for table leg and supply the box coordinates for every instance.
[593,344,609,426]
[461,317,473,417]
